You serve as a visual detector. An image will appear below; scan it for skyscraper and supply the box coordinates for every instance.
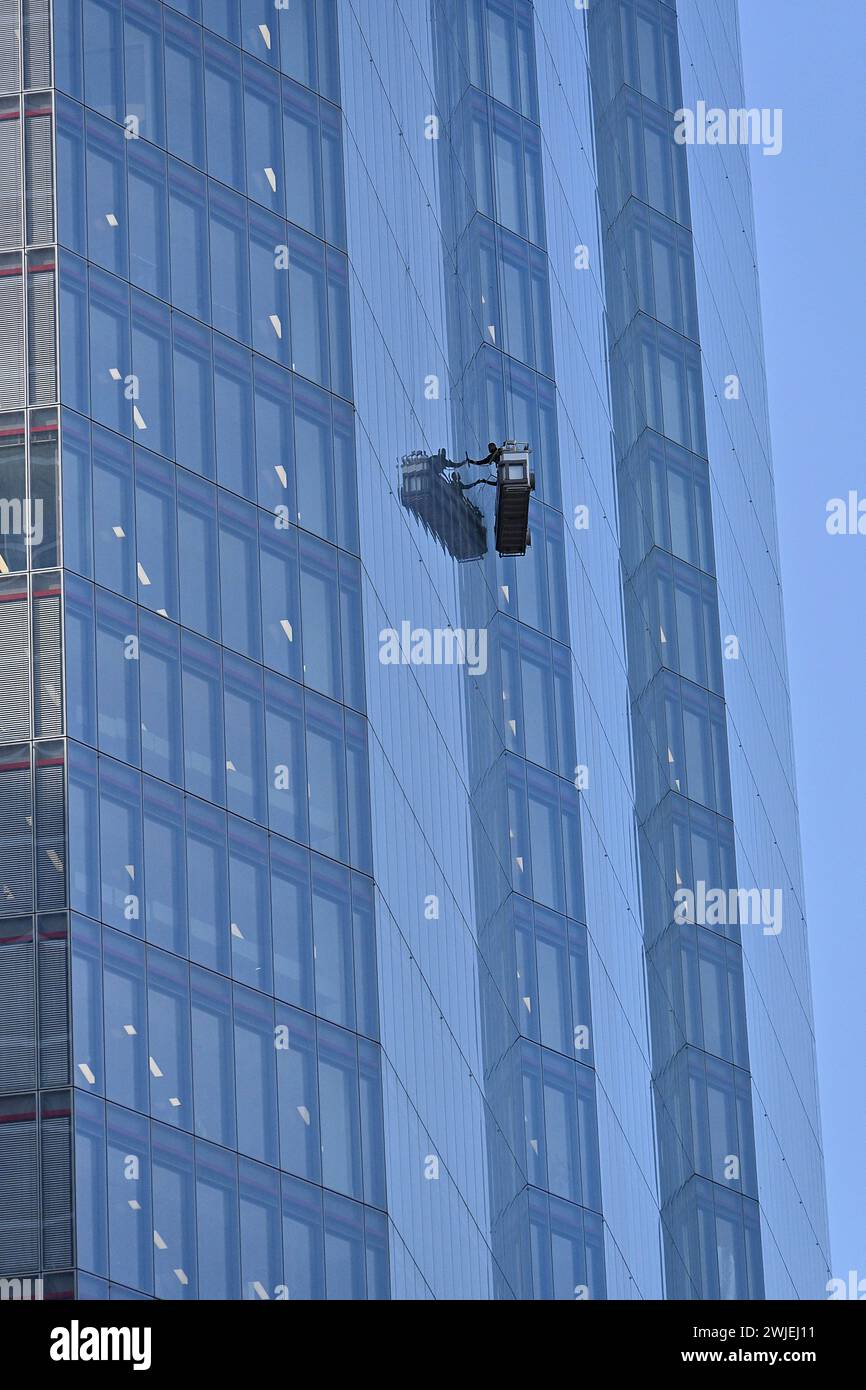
[0,0,829,1301]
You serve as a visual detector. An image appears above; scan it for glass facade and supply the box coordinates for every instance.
[0,0,829,1300]
[674,0,831,1300]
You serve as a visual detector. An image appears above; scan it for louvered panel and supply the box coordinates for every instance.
[23,0,52,90]
[38,936,69,1088]
[33,592,62,737]
[0,588,30,740]
[0,1,20,96]
[25,111,53,246]
[0,937,36,1094]
[0,758,33,917]
[0,265,25,410]
[41,1114,73,1270]
[27,261,55,404]
[0,1116,39,1274]
[0,110,22,249]
[36,760,65,910]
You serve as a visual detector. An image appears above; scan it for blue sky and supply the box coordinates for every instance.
[738,0,866,1285]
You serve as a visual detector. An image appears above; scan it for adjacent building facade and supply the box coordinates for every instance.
[0,0,829,1300]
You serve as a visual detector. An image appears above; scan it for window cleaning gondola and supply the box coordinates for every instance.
[399,441,534,560]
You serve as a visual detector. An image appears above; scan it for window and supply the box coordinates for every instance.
[270,836,314,1008]
[339,555,365,713]
[88,267,131,437]
[352,874,378,1041]
[324,1191,366,1299]
[520,627,556,770]
[60,253,90,415]
[195,1138,240,1301]
[265,673,308,844]
[327,248,352,399]
[278,0,316,90]
[202,0,241,45]
[143,776,187,955]
[281,1174,325,1299]
[295,379,336,541]
[67,743,100,920]
[493,103,526,238]
[83,0,125,123]
[275,1005,320,1183]
[205,34,245,192]
[259,513,302,682]
[173,315,215,479]
[555,1196,602,1300]
[534,908,570,1055]
[219,491,263,660]
[487,0,520,112]
[299,532,341,700]
[289,229,328,386]
[152,1126,196,1299]
[177,469,220,639]
[128,141,170,300]
[186,798,230,974]
[250,203,291,366]
[359,1040,385,1208]
[499,230,532,364]
[106,1103,152,1293]
[346,712,372,874]
[135,448,178,618]
[71,915,103,1095]
[524,122,544,247]
[312,854,354,1028]
[333,400,359,554]
[164,10,205,168]
[209,182,251,344]
[103,928,148,1111]
[124,0,166,148]
[99,757,143,936]
[169,160,210,323]
[468,90,494,219]
[139,611,183,785]
[233,984,278,1166]
[242,0,281,70]
[254,355,295,514]
[526,765,564,912]
[191,965,236,1147]
[224,657,267,827]
[321,101,346,247]
[54,0,85,102]
[92,426,135,597]
[214,334,255,496]
[306,691,349,863]
[131,290,174,459]
[239,1157,282,1300]
[680,683,715,810]
[85,112,127,279]
[55,96,86,256]
[318,1021,362,1200]
[244,55,284,214]
[181,631,225,806]
[147,947,192,1130]
[74,1092,109,1277]
[95,589,140,765]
